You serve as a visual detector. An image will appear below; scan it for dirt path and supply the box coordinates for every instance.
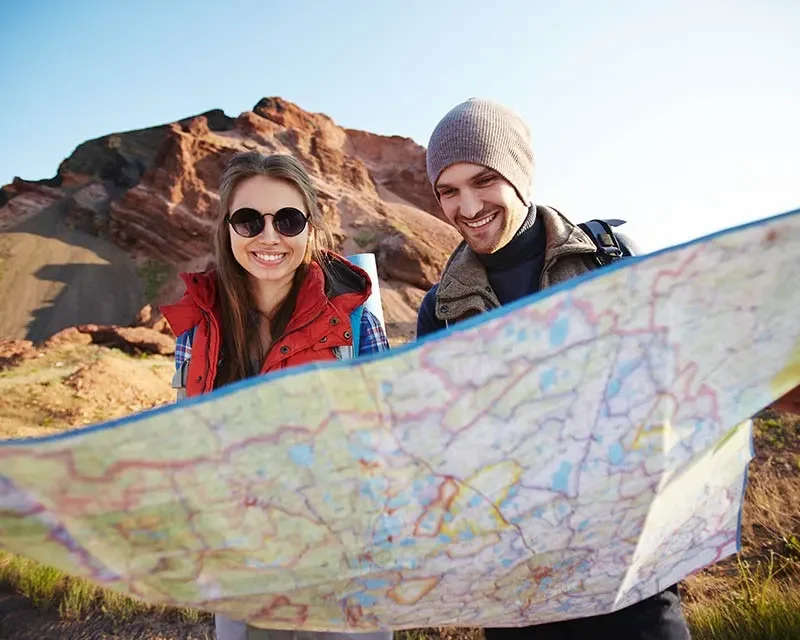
[0,591,213,640]
[0,202,145,342]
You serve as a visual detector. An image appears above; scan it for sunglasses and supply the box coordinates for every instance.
[225,207,309,238]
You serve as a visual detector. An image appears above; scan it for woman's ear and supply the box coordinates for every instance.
[307,224,316,249]
[304,224,316,261]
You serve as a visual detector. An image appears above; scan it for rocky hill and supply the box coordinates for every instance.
[0,97,460,344]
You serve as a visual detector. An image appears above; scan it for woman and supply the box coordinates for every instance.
[161,151,391,640]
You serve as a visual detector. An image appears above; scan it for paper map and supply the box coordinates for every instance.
[1,208,799,630]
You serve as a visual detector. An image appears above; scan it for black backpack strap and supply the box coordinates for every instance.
[578,218,631,266]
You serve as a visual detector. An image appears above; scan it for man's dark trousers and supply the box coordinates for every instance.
[483,585,691,639]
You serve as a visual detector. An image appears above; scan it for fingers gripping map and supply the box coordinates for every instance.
[1,209,799,631]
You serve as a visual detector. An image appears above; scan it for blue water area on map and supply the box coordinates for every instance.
[619,359,641,377]
[419,513,438,532]
[360,476,387,499]
[353,592,378,606]
[608,442,625,465]
[549,317,570,347]
[607,359,643,398]
[500,484,519,509]
[349,443,379,462]
[387,494,410,509]
[362,578,390,589]
[289,444,314,466]
[551,461,572,492]
[540,367,557,392]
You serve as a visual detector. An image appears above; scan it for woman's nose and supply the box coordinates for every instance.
[258,216,280,243]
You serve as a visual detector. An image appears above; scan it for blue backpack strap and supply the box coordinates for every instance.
[578,219,632,266]
[349,304,365,356]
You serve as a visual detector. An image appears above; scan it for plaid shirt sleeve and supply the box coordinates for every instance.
[174,328,194,372]
[175,315,384,367]
[357,308,390,355]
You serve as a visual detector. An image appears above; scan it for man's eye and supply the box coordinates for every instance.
[477,176,496,186]
[440,189,455,197]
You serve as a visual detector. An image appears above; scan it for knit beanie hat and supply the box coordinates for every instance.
[426,98,534,205]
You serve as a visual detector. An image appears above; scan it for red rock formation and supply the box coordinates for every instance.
[132,304,174,336]
[345,129,444,221]
[0,339,38,371]
[0,97,460,344]
[0,179,65,230]
[45,324,175,356]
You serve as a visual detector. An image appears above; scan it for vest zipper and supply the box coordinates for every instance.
[200,309,214,393]
[259,306,328,375]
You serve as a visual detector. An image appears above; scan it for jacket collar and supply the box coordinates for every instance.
[435,205,597,321]
[159,271,218,338]
[287,254,371,332]
[161,251,370,338]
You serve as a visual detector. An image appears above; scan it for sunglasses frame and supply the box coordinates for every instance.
[225,206,310,238]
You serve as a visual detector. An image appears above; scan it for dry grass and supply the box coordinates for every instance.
[0,552,203,624]
[681,410,800,638]
[685,556,800,640]
[0,341,174,439]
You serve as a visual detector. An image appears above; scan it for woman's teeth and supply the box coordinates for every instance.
[465,212,497,229]
[253,252,285,263]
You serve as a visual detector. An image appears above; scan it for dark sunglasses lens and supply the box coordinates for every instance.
[229,209,264,237]
[273,208,307,237]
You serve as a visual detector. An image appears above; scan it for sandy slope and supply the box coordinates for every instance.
[0,203,145,342]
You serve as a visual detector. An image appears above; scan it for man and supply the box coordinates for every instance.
[418,97,800,638]
[416,97,694,639]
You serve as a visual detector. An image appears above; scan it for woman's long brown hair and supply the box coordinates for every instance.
[212,152,333,388]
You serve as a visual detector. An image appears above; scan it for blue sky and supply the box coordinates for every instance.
[2,0,798,252]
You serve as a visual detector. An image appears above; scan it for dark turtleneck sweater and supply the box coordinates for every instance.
[477,205,545,306]
[416,205,546,337]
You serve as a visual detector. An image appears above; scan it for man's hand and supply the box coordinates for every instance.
[769,384,800,415]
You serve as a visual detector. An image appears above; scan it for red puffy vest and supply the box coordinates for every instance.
[161,254,371,397]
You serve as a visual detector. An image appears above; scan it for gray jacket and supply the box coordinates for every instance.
[434,205,637,327]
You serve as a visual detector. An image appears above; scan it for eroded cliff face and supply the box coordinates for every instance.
[0,97,460,343]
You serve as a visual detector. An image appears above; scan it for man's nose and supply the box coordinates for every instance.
[459,189,482,218]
